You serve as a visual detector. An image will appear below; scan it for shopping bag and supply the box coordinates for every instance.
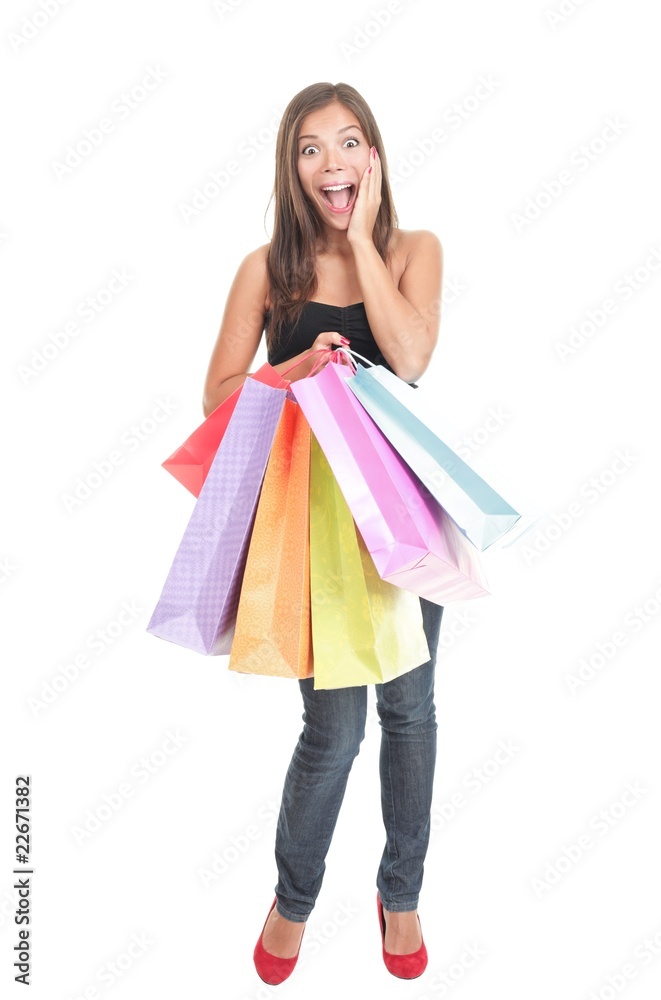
[162,363,289,497]
[309,432,430,690]
[228,397,313,679]
[291,359,489,604]
[340,350,521,550]
[161,349,344,497]
[146,378,287,654]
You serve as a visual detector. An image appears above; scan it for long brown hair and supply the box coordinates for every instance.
[264,82,398,354]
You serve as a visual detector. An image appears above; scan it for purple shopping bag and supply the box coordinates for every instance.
[146,378,287,654]
[291,359,489,604]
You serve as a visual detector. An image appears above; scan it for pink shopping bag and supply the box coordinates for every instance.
[290,356,489,604]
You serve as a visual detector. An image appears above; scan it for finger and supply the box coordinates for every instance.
[372,148,381,185]
[368,155,380,197]
[320,331,346,346]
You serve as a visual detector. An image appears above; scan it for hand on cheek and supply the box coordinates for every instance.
[347,145,381,244]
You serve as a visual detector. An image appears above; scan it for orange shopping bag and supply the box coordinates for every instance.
[228,396,313,679]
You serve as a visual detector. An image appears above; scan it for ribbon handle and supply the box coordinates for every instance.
[308,346,357,377]
[332,345,374,369]
[332,346,418,388]
[278,346,357,381]
[278,347,331,379]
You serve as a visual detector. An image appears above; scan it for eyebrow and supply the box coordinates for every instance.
[298,124,363,141]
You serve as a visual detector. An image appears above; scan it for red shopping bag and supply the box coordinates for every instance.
[161,351,339,496]
[162,363,288,497]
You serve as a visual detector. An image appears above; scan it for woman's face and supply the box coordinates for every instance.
[296,101,370,230]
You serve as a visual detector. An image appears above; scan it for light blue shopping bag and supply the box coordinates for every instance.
[340,349,521,551]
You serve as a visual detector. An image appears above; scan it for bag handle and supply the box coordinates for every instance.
[278,346,355,381]
[332,346,418,388]
[277,347,329,379]
[307,347,336,378]
[276,348,319,380]
[308,346,357,377]
[332,345,374,369]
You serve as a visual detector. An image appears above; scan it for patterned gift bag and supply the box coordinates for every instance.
[146,378,286,654]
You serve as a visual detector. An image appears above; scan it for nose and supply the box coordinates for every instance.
[321,145,348,171]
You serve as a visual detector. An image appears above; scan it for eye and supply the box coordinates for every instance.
[300,136,361,156]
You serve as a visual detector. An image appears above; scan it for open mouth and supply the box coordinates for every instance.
[319,183,356,212]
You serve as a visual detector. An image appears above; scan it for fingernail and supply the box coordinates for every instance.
[368,166,372,174]
[371,146,376,158]
[341,337,350,344]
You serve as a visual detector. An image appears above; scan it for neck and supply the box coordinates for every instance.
[317,227,354,258]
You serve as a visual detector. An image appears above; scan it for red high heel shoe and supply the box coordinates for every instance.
[253,897,306,985]
[377,893,428,979]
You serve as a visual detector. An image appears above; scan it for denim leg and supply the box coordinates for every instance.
[274,678,367,921]
[375,597,444,912]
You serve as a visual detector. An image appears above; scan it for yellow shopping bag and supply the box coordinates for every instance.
[309,432,429,689]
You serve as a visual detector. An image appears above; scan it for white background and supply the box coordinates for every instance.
[2,0,660,998]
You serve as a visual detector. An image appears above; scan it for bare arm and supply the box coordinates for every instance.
[202,245,350,416]
[350,230,443,384]
[202,245,269,416]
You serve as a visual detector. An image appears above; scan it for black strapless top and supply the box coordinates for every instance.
[266,300,418,387]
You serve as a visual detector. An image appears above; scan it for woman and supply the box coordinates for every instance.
[202,82,444,984]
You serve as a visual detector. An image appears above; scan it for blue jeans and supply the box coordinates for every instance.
[274,597,444,922]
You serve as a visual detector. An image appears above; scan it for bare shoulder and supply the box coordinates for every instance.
[392,228,443,264]
[234,242,271,311]
[242,241,271,265]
